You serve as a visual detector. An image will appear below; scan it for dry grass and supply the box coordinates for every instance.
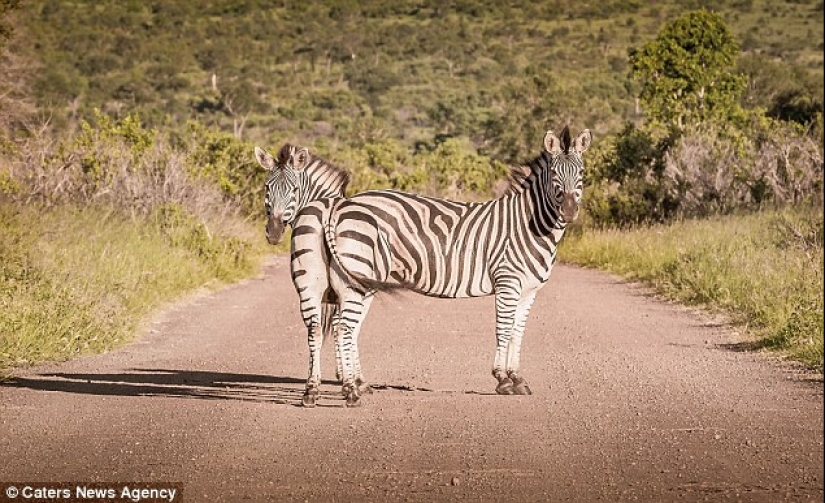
[0,203,270,374]
[0,114,276,374]
[560,206,824,370]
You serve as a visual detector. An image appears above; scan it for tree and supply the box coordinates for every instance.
[629,10,745,130]
[484,66,567,163]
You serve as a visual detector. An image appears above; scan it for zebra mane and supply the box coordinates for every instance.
[306,152,352,194]
[279,143,352,194]
[504,150,552,195]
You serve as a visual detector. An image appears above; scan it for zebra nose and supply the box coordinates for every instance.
[266,217,286,245]
[561,193,579,222]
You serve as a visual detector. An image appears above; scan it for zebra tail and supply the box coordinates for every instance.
[322,208,408,295]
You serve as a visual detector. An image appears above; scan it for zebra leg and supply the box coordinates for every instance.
[321,298,343,382]
[292,225,332,407]
[337,294,376,407]
[328,267,374,407]
[302,313,323,408]
[352,293,374,394]
[506,290,538,395]
[492,279,522,395]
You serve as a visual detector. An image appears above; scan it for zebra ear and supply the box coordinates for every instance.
[254,146,276,171]
[574,129,592,153]
[292,147,310,171]
[543,130,562,154]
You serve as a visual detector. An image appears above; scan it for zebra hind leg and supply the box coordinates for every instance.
[335,295,376,407]
[351,293,375,395]
[302,318,323,408]
[335,320,362,408]
[321,298,343,382]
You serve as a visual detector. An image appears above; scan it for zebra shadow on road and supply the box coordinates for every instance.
[1,369,470,407]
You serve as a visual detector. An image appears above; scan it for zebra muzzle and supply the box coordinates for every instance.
[561,193,579,223]
[266,218,286,245]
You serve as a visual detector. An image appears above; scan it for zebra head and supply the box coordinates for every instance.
[254,144,309,245]
[542,127,592,224]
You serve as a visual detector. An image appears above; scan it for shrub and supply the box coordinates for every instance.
[584,115,824,226]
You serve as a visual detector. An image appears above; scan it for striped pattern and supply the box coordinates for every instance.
[325,127,591,400]
[255,144,353,406]
[258,144,350,230]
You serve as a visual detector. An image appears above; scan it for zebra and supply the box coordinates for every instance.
[255,144,349,246]
[254,144,355,402]
[323,127,591,405]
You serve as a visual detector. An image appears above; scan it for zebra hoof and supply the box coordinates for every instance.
[495,378,515,395]
[356,378,373,394]
[345,390,362,408]
[511,377,532,395]
[301,393,318,408]
[513,383,532,395]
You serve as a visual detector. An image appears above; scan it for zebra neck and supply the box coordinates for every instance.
[523,179,566,238]
[298,179,344,209]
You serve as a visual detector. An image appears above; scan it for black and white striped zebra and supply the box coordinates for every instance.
[324,127,591,404]
[255,144,349,246]
[254,144,355,402]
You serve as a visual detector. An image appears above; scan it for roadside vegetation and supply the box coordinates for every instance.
[0,1,822,372]
[0,204,268,373]
[561,207,824,370]
[0,112,276,374]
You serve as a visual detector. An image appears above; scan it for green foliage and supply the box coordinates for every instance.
[561,206,824,370]
[334,136,508,199]
[583,123,679,226]
[184,122,263,215]
[416,137,510,198]
[484,67,568,163]
[738,53,824,126]
[18,0,822,161]
[153,202,252,277]
[629,10,746,129]
[69,110,156,188]
[584,114,824,227]
[0,202,265,372]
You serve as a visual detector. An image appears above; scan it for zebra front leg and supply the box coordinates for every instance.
[303,314,323,407]
[492,279,521,395]
[506,290,538,395]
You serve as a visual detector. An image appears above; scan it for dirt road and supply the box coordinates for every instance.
[1,256,822,502]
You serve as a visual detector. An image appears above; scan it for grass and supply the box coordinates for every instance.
[0,202,273,375]
[559,206,824,371]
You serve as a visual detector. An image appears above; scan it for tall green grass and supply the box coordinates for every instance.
[0,203,271,374]
[560,207,824,370]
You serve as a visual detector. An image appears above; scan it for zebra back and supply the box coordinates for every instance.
[324,127,592,298]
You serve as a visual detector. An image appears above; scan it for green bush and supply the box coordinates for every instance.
[584,114,824,227]
[184,121,263,215]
